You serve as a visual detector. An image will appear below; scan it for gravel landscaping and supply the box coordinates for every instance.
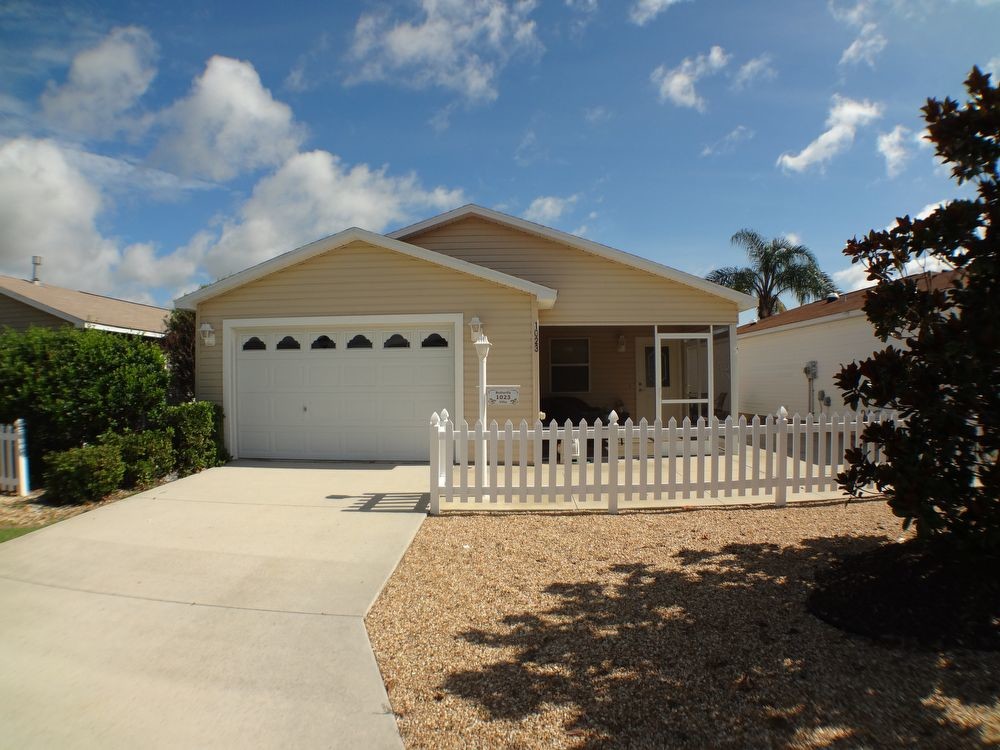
[367,500,1000,749]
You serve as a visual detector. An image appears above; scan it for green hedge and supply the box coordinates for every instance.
[165,401,229,476]
[44,444,125,504]
[100,430,175,489]
[0,327,169,483]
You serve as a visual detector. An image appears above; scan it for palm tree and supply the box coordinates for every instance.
[707,229,838,319]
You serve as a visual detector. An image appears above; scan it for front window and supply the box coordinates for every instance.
[550,338,589,393]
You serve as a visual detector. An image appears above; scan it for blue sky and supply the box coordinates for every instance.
[1,0,997,311]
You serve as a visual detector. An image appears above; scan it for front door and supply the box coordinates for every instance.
[634,337,681,423]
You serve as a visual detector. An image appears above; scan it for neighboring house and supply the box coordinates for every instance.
[0,275,168,338]
[175,204,755,461]
[737,270,958,417]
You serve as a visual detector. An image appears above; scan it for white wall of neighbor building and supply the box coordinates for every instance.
[738,313,894,417]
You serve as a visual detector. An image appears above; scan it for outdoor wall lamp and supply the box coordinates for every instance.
[199,322,216,347]
[617,334,626,353]
[468,315,484,342]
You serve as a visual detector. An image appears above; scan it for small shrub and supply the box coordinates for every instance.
[100,430,175,489]
[165,401,228,476]
[44,444,125,504]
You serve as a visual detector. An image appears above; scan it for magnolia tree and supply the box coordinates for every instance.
[836,68,999,552]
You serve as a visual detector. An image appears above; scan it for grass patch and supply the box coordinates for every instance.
[0,526,43,543]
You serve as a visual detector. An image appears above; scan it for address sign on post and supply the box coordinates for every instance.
[487,386,520,406]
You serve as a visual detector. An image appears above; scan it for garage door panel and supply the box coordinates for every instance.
[305,397,339,423]
[272,394,307,425]
[378,396,416,422]
[238,395,271,426]
[343,362,375,387]
[235,324,456,460]
[238,362,271,391]
[271,430,308,456]
[381,428,426,460]
[239,430,271,456]
[305,363,341,388]
[272,362,306,389]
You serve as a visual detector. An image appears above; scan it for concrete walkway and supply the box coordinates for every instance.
[0,461,429,749]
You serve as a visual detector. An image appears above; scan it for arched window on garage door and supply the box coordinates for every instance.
[347,334,373,349]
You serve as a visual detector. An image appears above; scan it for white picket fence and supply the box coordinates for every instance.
[0,419,30,496]
[428,409,886,515]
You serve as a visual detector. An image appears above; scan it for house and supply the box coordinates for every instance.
[175,205,755,461]
[737,269,958,417]
[0,274,168,338]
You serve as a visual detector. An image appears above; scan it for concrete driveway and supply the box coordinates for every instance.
[0,461,429,749]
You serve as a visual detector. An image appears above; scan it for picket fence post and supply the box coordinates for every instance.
[607,410,619,514]
[429,411,442,516]
[774,406,788,507]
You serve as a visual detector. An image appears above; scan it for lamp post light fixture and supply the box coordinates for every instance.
[468,315,484,342]
[199,322,216,347]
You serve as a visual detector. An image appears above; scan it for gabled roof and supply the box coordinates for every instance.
[0,275,168,336]
[389,204,757,311]
[737,269,960,336]
[174,226,558,309]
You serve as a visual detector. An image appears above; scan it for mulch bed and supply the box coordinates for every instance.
[808,539,1000,651]
[367,500,1000,749]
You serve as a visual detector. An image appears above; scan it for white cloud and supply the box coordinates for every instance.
[701,124,754,156]
[40,26,157,139]
[651,45,729,111]
[833,254,952,292]
[828,0,871,26]
[777,94,882,173]
[514,128,544,166]
[0,137,119,291]
[986,56,1000,78]
[584,105,612,124]
[346,0,541,102]
[523,194,578,224]
[153,56,305,181]
[877,124,910,178]
[732,54,776,89]
[565,0,598,35]
[840,22,887,67]
[629,0,687,26]
[784,232,803,246]
[198,150,465,279]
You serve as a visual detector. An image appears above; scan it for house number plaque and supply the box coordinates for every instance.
[487,386,520,406]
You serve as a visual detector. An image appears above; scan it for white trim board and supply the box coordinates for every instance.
[390,204,757,311]
[221,313,464,459]
[738,309,867,339]
[175,227,557,310]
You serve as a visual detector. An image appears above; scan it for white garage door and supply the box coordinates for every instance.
[234,326,455,460]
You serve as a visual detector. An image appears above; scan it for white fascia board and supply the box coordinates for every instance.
[389,204,757,311]
[738,308,867,340]
[175,227,557,310]
[83,322,165,338]
[0,288,82,326]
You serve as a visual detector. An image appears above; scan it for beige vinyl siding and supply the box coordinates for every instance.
[0,294,67,331]
[196,240,537,428]
[404,217,739,326]
[739,314,891,416]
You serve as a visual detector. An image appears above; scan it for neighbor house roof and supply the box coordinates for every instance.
[174,226,559,309]
[737,269,960,337]
[389,204,757,311]
[0,275,168,336]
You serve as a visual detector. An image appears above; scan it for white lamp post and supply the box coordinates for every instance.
[474,333,491,471]
[474,333,491,426]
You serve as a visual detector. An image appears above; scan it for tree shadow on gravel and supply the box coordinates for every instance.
[443,535,998,748]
